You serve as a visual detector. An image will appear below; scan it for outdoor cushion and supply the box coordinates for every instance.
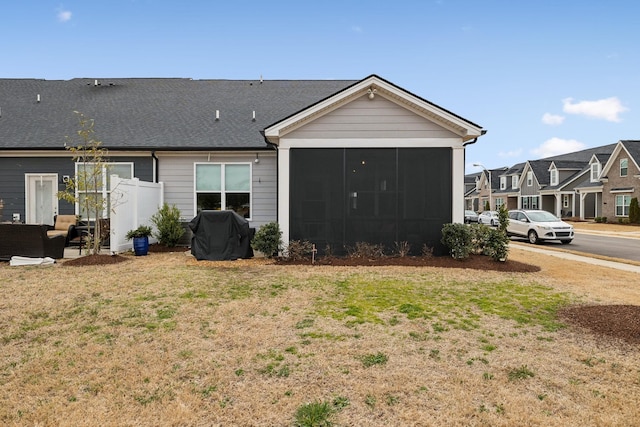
[46,215,77,238]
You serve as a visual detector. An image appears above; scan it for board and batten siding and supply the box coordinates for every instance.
[157,152,277,228]
[286,96,459,140]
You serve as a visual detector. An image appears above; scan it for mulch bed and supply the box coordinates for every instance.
[559,305,640,345]
[275,254,541,272]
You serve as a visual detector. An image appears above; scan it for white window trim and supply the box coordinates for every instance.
[194,162,253,219]
[550,168,558,186]
[526,171,533,187]
[590,163,600,182]
[511,175,519,189]
[500,176,506,190]
[620,158,628,177]
[615,194,631,217]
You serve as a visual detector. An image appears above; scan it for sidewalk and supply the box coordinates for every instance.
[512,242,640,274]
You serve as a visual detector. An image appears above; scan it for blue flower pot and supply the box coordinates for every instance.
[133,236,149,256]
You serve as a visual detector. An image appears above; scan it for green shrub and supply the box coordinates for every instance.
[484,228,509,261]
[441,223,472,259]
[469,223,491,255]
[252,222,282,258]
[150,203,184,247]
[126,225,153,240]
[497,204,509,233]
[629,197,640,224]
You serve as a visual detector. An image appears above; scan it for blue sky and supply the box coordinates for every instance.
[2,1,639,174]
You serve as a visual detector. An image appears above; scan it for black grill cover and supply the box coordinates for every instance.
[188,210,254,261]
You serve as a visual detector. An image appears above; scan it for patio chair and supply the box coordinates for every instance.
[46,215,79,246]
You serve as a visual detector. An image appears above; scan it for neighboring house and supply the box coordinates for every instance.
[464,172,481,211]
[573,152,612,219]
[468,144,619,219]
[539,160,586,217]
[598,140,640,220]
[0,74,486,255]
[494,162,525,211]
[470,167,507,211]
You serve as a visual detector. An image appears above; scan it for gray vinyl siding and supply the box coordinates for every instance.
[520,176,540,196]
[0,155,153,223]
[286,96,458,140]
[158,152,277,227]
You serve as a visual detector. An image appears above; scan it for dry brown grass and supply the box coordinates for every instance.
[1,247,639,426]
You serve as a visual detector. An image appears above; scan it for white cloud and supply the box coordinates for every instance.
[542,113,565,126]
[498,148,523,158]
[531,137,586,158]
[57,9,72,23]
[562,97,628,122]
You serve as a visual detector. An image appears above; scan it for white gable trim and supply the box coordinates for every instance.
[265,75,484,145]
[601,141,640,177]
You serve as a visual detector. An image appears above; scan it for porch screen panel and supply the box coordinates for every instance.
[344,149,398,249]
[290,149,344,251]
[397,148,451,256]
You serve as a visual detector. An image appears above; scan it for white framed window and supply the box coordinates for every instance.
[75,162,133,219]
[563,194,570,208]
[500,176,506,190]
[512,175,519,189]
[495,197,504,208]
[590,163,600,182]
[521,196,539,210]
[195,163,252,219]
[550,168,558,186]
[615,194,631,216]
[526,171,533,187]
[620,158,628,177]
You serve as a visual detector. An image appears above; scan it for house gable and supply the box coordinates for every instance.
[264,75,484,147]
[600,140,640,178]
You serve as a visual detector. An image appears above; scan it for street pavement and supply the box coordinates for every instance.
[513,226,640,273]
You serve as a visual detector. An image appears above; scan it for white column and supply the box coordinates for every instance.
[278,147,291,248]
[452,147,465,223]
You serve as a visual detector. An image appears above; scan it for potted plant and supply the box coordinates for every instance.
[126,225,153,256]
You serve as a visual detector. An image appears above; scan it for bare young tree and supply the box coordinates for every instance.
[58,112,111,255]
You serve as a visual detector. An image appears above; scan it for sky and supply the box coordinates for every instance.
[2,1,639,174]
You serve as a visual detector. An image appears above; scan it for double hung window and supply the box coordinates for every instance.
[195,163,251,218]
[590,163,600,182]
[615,194,631,217]
[75,162,133,219]
[620,158,628,177]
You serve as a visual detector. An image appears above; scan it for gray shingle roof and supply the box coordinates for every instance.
[621,140,640,164]
[0,78,358,150]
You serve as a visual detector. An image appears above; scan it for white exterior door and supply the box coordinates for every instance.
[26,174,58,224]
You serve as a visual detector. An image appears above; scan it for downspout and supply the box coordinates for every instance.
[151,151,159,183]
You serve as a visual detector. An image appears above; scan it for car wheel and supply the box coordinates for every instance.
[528,230,539,244]
[490,219,496,226]
[561,240,572,245]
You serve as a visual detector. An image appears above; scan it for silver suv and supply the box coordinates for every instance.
[507,210,574,244]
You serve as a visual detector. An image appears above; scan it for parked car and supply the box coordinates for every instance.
[478,211,499,226]
[507,209,574,244]
[464,210,479,224]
